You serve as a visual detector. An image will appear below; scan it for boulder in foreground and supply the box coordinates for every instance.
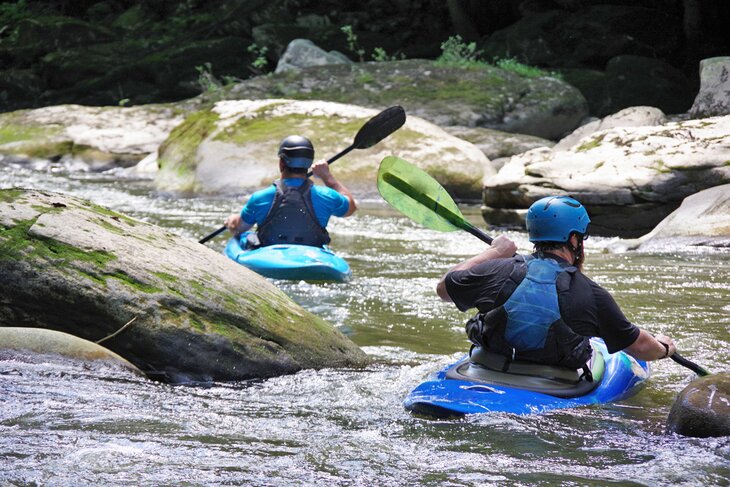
[0,188,367,383]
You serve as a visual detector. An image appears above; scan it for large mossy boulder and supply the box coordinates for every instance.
[155,99,492,200]
[0,105,183,171]
[482,114,730,237]
[216,59,588,140]
[0,188,367,383]
[667,374,730,438]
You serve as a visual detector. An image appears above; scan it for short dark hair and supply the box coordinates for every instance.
[534,241,567,253]
[534,232,585,255]
[285,166,307,175]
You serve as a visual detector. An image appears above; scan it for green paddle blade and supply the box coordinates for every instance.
[377,156,467,233]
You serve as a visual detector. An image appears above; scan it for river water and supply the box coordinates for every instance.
[1,162,729,486]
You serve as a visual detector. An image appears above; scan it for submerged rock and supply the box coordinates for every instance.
[0,188,367,383]
[0,326,144,376]
[155,99,491,200]
[667,373,730,438]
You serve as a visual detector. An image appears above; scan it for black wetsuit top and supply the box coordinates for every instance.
[443,253,640,354]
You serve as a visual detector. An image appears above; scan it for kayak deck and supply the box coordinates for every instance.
[224,236,351,282]
[404,339,649,417]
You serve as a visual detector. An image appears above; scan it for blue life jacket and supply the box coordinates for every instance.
[465,255,593,376]
[256,180,331,247]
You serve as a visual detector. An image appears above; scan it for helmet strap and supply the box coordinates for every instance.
[567,233,585,271]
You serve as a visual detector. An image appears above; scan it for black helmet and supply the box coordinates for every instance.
[278,135,314,169]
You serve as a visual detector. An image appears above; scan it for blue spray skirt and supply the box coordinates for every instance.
[224,236,351,282]
[404,339,649,417]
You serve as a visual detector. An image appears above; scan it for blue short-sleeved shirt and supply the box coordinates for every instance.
[240,178,350,228]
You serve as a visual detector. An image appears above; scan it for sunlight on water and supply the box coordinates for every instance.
[1,164,729,485]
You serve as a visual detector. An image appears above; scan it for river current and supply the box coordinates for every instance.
[1,162,728,486]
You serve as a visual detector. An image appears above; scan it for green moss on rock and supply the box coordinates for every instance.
[0,218,116,268]
[157,109,220,187]
[0,188,25,203]
[576,133,606,152]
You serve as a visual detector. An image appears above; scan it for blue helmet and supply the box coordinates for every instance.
[278,135,314,169]
[526,196,590,242]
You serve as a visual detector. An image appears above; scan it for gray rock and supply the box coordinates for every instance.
[667,373,730,438]
[636,184,730,249]
[224,59,588,139]
[155,99,492,200]
[275,39,352,74]
[554,106,666,152]
[0,327,144,376]
[0,104,183,171]
[483,114,730,237]
[0,188,367,383]
[444,125,553,162]
[689,57,730,118]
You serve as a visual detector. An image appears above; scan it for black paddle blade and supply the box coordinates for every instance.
[352,106,406,149]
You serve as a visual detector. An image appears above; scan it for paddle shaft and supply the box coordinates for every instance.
[199,225,227,244]
[671,352,711,376]
[381,172,493,244]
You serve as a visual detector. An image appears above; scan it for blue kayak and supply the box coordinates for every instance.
[404,339,649,417]
[224,236,351,282]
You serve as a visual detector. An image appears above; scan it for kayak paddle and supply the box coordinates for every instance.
[671,352,711,376]
[199,105,407,244]
[377,155,713,377]
[376,155,493,244]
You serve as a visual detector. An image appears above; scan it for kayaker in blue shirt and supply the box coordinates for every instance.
[436,196,677,373]
[224,135,357,247]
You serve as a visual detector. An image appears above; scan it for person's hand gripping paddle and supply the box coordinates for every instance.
[199,106,406,244]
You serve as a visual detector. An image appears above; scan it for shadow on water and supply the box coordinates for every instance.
[1,164,729,485]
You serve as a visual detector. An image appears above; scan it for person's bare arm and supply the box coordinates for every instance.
[436,235,517,302]
[311,159,357,216]
[624,329,677,361]
[224,214,253,236]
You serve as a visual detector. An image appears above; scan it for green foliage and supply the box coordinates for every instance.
[195,62,240,95]
[195,62,219,93]
[0,0,30,41]
[371,47,404,62]
[341,25,365,62]
[0,0,29,23]
[356,70,375,84]
[495,57,560,79]
[436,35,486,68]
[247,43,269,74]
[340,24,404,62]
[435,36,560,79]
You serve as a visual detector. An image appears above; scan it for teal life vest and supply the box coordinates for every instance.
[256,180,331,247]
[465,255,593,377]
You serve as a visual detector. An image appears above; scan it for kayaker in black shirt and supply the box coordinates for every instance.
[436,195,677,367]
